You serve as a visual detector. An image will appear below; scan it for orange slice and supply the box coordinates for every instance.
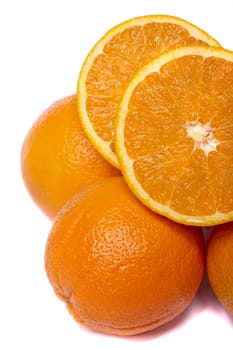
[115,46,233,226]
[77,15,220,168]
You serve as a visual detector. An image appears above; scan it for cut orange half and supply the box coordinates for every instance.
[115,46,233,226]
[77,15,220,168]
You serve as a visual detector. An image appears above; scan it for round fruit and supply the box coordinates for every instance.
[115,46,233,226]
[77,14,220,168]
[45,176,205,336]
[21,95,120,219]
[207,223,233,315]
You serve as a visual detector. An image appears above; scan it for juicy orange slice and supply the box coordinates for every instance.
[115,46,233,226]
[77,15,220,168]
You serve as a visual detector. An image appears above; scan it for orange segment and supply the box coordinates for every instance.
[208,148,233,213]
[160,55,205,118]
[200,56,233,123]
[115,46,233,226]
[169,150,216,216]
[77,15,220,168]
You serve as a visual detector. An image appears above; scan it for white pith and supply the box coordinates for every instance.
[185,121,220,156]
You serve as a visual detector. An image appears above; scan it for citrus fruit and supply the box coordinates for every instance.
[45,176,205,336]
[21,95,120,219]
[115,46,233,226]
[207,223,233,315]
[77,15,220,168]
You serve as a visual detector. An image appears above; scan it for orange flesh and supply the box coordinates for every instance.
[124,55,233,216]
[85,23,210,143]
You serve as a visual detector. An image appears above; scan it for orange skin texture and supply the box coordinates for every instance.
[21,95,120,219]
[45,176,205,336]
[207,223,233,315]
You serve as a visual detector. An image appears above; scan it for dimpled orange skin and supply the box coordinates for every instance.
[45,176,205,336]
[21,95,120,219]
[207,223,233,315]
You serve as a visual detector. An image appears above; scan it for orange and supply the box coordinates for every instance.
[115,46,233,226]
[21,95,120,219]
[77,14,220,168]
[207,223,233,315]
[45,176,205,336]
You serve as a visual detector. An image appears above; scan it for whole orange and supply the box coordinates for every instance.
[207,223,233,315]
[45,176,205,336]
[21,95,120,219]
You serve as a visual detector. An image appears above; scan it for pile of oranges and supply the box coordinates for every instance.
[21,15,233,336]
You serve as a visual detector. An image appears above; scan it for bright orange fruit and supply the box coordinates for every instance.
[77,15,220,168]
[45,176,205,336]
[21,95,120,219]
[207,223,233,315]
[115,46,233,226]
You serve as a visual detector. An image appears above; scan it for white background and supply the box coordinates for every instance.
[1,0,233,349]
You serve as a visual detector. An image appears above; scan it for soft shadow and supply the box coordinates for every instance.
[202,226,214,244]
[190,271,223,313]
